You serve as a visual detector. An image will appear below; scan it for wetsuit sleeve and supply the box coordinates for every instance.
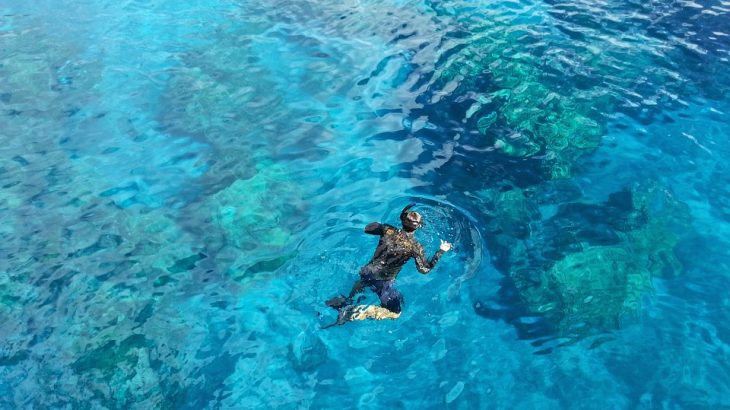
[364,222,385,235]
[412,242,445,274]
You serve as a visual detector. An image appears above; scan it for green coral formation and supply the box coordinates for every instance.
[158,33,315,282]
[211,165,294,249]
[205,162,305,278]
[625,184,689,278]
[453,12,698,333]
[486,74,606,178]
[160,39,288,183]
[434,28,608,179]
[479,182,690,335]
[524,246,651,330]
[428,3,690,181]
[477,186,539,241]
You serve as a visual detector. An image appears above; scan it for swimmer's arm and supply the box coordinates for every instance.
[364,223,397,236]
[364,222,384,235]
[413,242,445,274]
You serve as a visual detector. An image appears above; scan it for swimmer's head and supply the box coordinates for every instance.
[400,203,422,232]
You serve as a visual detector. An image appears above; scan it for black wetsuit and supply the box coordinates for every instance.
[354,222,445,313]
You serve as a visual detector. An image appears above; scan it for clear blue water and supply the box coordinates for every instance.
[2,0,730,408]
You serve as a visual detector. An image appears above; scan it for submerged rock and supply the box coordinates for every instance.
[210,164,303,250]
[430,33,608,180]
[524,246,651,331]
[203,163,307,278]
[475,182,690,337]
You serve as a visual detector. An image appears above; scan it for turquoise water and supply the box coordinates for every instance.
[2,0,730,408]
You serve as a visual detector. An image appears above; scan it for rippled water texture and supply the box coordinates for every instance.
[2,0,730,408]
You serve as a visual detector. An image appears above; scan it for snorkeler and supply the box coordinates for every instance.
[323,203,452,327]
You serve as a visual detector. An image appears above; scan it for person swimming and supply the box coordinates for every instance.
[324,203,452,327]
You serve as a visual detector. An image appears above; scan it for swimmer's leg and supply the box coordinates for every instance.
[346,280,403,321]
[377,281,403,315]
[325,281,402,326]
[348,280,365,299]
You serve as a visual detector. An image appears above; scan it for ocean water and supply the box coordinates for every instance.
[1,0,730,408]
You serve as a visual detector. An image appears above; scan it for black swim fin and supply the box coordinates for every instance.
[320,306,356,329]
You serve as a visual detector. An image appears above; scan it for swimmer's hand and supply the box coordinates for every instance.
[439,240,452,252]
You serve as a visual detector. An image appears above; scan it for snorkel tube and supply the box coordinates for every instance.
[401,203,416,219]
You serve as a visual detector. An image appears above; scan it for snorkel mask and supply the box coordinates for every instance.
[400,203,423,232]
